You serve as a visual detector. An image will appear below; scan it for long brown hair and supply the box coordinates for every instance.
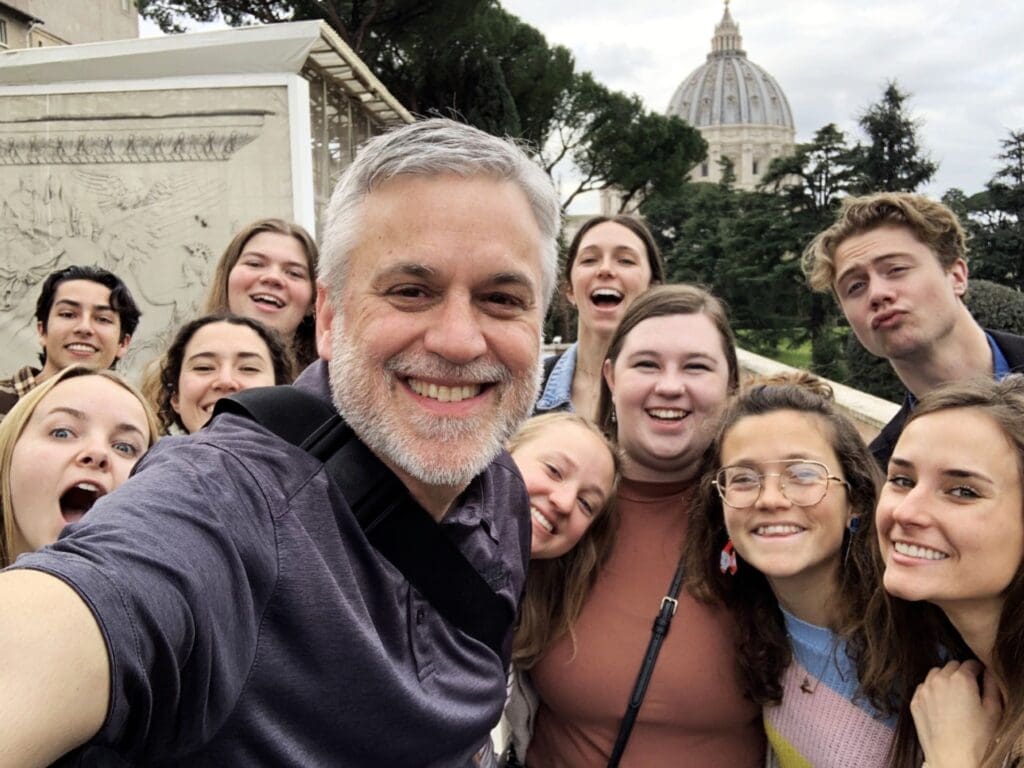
[203,218,319,369]
[507,413,621,668]
[685,373,884,704]
[860,376,1024,768]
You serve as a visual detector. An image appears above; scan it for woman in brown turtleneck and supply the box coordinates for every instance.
[526,285,765,767]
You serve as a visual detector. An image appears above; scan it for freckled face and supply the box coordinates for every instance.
[317,174,545,490]
[8,376,151,559]
[511,422,616,560]
[877,408,1024,616]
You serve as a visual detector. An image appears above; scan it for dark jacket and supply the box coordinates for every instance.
[869,329,1024,467]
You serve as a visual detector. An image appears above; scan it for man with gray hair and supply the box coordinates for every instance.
[0,119,560,766]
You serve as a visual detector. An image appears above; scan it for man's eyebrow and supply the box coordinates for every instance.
[54,299,115,313]
[487,271,537,293]
[836,253,906,285]
[375,263,439,281]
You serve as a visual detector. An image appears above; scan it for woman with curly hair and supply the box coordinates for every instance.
[686,373,893,767]
[150,313,292,435]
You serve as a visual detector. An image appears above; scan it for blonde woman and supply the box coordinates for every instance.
[1,366,159,567]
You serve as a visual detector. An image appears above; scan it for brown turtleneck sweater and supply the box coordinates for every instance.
[527,477,764,767]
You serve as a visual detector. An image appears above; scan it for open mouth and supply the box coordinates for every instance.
[647,408,688,422]
[590,288,624,309]
[251,293,285,309]
[531,505,557,534]
[893,541,949,561]
[407,378,484,403]
[59,482,106,524]
[65,343,99,354]
[754,524,805,536]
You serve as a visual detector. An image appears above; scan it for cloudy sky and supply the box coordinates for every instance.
[142,2,1023,201]
[502,0,1024,199]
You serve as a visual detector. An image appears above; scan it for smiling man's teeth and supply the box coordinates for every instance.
[894,542,949,560]
[66,343,97,352]
[648,408,685,420]
[755,524,803,536]
[531,507,554,533]
[408,378,482,403]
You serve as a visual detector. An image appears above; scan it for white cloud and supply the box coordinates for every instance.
[503,0,1024,197]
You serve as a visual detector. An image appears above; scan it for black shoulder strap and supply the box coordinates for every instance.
[214,387,513,658]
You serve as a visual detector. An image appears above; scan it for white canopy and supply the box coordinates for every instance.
[0,19,411,126]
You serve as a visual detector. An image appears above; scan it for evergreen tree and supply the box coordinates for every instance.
[760,124,860,379]
[851,81,937,194]
[968,130,1024,289]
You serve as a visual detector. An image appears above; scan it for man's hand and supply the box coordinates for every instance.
[0,570,109,767]
[911,660,1002,768]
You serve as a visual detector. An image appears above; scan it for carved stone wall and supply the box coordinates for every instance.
[0,85,294,380]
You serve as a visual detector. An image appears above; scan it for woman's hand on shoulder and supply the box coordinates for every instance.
[911,660,1002,768]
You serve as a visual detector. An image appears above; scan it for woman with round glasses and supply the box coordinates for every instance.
[687,374,894,767]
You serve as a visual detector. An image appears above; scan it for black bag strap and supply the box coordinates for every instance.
[607,557,687,768]
[214,386,514,658]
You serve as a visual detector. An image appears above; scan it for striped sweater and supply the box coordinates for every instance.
[766,610,894,768]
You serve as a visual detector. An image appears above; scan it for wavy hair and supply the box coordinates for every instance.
[144,313,293,435]
[685,372,884,705]
[860,375,1024,768]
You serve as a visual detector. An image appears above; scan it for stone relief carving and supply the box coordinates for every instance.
[0,168,227,372]
[0,108,281,377]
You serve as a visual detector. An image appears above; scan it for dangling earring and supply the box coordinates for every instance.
[843,516,861,567]
[719,539,738,575]
[610,406,617,424]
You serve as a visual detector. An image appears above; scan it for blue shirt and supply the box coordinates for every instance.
[13,361,530,766]
[534,342,577,413]
[907,331,1011,408]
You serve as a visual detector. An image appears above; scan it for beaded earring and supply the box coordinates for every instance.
[719,539,738,575]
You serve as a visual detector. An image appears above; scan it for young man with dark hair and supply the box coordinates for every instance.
[803,191,1024,466]
[0,265,141,419]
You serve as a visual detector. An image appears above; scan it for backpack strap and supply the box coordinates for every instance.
[214,387,513,658]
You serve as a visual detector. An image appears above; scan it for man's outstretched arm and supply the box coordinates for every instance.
[0,570,108,768]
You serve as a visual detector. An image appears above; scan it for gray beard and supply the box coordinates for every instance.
[327,324,540,488]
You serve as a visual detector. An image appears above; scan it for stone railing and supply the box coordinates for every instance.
[542,344,900,442]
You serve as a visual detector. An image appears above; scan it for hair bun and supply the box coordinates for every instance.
[745,371,835,401]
